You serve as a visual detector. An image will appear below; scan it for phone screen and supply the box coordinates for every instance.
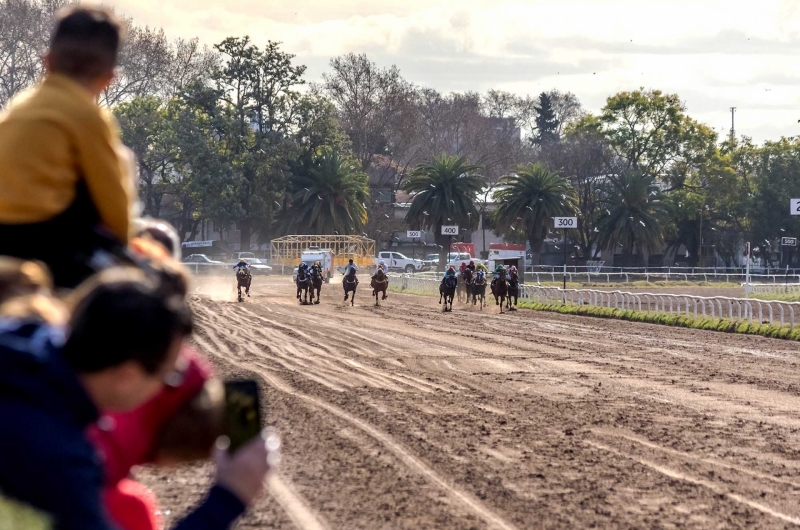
[223,380,262,454]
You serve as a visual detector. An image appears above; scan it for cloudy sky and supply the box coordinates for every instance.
[106,0,800,142]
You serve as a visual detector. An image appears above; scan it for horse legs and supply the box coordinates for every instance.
[246,278,251,297]
[351,288,356,306]
[499,296,505,314]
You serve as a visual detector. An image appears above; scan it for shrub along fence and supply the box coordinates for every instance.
[388,273,800,329]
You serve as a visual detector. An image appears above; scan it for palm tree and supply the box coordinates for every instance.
[403,155,483,269]
[597,171,665,267]
[282,148,369,235]
[492,163,575,265]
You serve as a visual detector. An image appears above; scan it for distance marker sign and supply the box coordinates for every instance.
[553,217,578,229]
[441,225,459,236]
[782,237,797,247]
[791,199,800,215]
[407,230,422,239]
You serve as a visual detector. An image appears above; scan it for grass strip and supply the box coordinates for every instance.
[389,283,800,341]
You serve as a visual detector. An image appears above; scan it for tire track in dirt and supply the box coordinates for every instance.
[584,439,800,526]
[196,304,449,394]
[177,279,800,528]
[267,475,329,530]
[193,322,521,530]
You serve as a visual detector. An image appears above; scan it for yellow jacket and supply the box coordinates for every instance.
[0,74,133,243]
[475,262,489,273]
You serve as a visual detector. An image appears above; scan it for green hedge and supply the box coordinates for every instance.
[516,301,800,341]
[389,282,800,341]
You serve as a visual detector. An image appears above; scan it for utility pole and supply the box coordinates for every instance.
[730,107,736,140]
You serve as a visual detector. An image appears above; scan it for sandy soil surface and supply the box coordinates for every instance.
[137,275,800,529]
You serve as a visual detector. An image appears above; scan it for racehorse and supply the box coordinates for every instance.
[309,264,323,305]
[370,269,389,306]
[472,273,487,310]
[343,267,358,306]
[457,269,474,304]
[439,275,457,312]
[296,267,311,305]
[491,269,509,314]
[507,269,520,311]
[236,268,251,303]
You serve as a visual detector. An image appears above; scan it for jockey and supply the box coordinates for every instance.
[492,263,506,285]
[232,258,250,273]
[344,259,359,276]
[459,262,467,274]
[296,261,308,280]
[475,269,486,283]
[467,260,476,273]
[344,259,359,284]
[475,261,489,274]
[508,265,518,276]
[372,260,387,279]
[442,265,457,284]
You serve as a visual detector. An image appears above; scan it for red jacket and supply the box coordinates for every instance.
[88,346,214,529]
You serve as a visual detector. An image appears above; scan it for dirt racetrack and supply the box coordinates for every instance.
[139,275,800,529]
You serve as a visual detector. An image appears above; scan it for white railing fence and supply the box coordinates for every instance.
[525,271,800,285]
[388,273,800,328]
[746,283,800,297]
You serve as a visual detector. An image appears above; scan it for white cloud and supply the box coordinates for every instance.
[104,0,800,142]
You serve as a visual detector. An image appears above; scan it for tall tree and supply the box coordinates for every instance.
[403,155,483,268]
[492,164,574,265]
[599,89,716,187]
[320,53,414,171]
[282,149,368,235]
[532,92,560,146]
[536,126,616,260]
[101,20,171,106]
[114,96,175,217]
[0,0,69,106]
[597,171,666,266]
[212,37,304,250]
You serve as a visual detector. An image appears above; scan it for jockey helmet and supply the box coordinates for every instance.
[379,260,385,266]
[477,270,484,277]
[348,258,354,263]
[509,265,517,272]
[300,261,306,268]
[469,260,474,265]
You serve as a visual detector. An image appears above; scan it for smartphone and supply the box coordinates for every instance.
[223,380,263,454]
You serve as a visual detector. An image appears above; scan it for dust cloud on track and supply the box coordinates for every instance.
[139,275,800,529]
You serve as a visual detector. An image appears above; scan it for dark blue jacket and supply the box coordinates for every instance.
[0,320,245,529]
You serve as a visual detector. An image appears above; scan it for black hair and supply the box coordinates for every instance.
[62,269,192,375]
[49,6,123,80]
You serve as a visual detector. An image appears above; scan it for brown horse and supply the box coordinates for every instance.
[309,264,323,305]
[472,272,487,310]
[439,275,457,312]
[491,269,509,314]
[507,270,520,311]
[236,268,251,303]
[296,267,310,305]
[457,268,474,304]
[343,268,358,306]
[370,269,389,306]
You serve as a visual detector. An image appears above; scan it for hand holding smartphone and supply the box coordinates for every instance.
[223,380,263,454]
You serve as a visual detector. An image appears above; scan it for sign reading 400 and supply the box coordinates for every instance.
[441,225,459,236]
[553,217,578,229]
